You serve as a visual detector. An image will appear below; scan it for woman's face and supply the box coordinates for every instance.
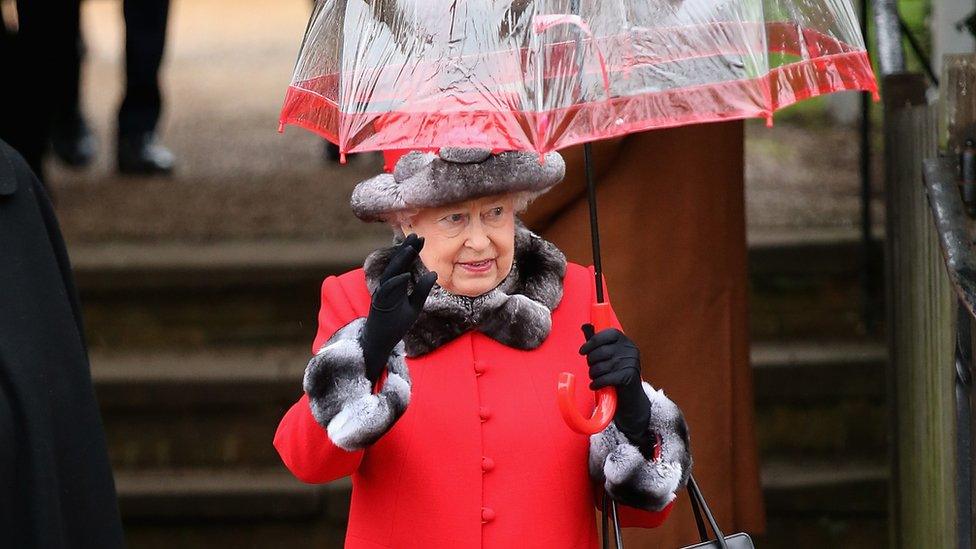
[401,194,516,297]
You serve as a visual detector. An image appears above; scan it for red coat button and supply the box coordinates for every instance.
[479,406,491,421]
[481,507,495,523]
[482,457,495,472]
[473,361,487,375]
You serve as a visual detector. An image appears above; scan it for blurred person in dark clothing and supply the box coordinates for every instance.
[51,0,175,175]
[0,138,125,548]
[0,0,81,183]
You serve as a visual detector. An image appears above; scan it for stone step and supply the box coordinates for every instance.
[747,228,883,277]
[72,231,882,348]
[748,228,884,341]
[123,519,345,549]
[116,469,343,521]
[761,460,888,515]
[752,340,886,403]
[757,516,888,549]
[94,339,887,470]
[96,339,886,406]
[92,347,306,470]
[114,462,886,548]
[71,230,878,291]
[756,460,888,549]
[70,238,386,291]
[751,341,887,461]
[116,470,349,549]
[93,346,306,407]
[74,239,385,350]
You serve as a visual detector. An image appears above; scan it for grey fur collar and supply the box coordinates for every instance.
[364,223,567,357]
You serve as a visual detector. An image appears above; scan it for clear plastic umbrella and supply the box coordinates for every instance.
[280,0,876,436]
[280,0,877,158]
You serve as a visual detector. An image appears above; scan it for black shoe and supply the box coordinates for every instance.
[117,133,175,176]
[51,115,97,168]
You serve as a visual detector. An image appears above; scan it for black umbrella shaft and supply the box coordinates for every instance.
[584,142,605,304]
[568,0,605,304]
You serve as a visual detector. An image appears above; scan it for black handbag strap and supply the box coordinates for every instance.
[602,492,625,549]
[688,479,709,541]
[687,476,729,549]
[609,498,623,548]
[604,475,727,549]
[602,493,610,549]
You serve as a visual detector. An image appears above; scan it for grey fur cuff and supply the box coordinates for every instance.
[303,318,410,451]
[589,382,692,511]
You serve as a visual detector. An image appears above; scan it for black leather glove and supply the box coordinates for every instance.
[361,234,437,384]
[580,325,655,459]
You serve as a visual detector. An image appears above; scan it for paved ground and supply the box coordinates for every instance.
[46,0,881,246]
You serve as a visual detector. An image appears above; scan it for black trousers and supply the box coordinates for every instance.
[49,0,171,139]
[0,0,169,178]
[118,0,171,138]
[0,0,81,179]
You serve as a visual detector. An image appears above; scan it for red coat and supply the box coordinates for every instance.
[274,263,673,548]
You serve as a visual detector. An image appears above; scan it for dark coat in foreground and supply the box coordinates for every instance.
[0,140,125,548]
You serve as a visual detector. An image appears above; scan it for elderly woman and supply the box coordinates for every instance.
[273,148,691,548]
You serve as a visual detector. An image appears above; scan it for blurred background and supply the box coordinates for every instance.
[0,0,948,547]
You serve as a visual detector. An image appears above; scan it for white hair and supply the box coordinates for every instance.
[390,208,420,227]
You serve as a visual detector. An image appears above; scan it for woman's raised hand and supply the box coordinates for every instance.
[360,234,438,384]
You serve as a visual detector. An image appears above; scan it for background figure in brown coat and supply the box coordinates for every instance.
[523,120,766,547]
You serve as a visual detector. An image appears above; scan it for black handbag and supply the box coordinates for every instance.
[679,476,755,549]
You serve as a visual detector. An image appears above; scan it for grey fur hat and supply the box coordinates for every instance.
[350,148,566,222]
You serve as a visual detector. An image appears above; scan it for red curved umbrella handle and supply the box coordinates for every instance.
[558,302,618,434]
[558,374,617,435]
